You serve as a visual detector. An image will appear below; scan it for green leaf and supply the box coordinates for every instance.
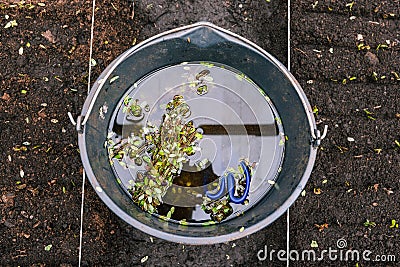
[4,20,17,29]
[195,132,203,139]
[395,140,400,148]
[109,76,120,84]
[310,240,318,248]
[90,58,97,67]
[235,73,245,81]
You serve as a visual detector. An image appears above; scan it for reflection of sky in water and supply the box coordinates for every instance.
[110,62,285,223]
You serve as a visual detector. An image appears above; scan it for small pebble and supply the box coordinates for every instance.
[140,256,148,263]
[365,51,379,65]
[347,137,355,142]
[4,220,15,228]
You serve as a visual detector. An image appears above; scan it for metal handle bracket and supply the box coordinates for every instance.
[68,112,84,134]
[311,125,328,148]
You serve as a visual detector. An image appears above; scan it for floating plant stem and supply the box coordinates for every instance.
[202,197,233,222]
[107,95,202,213]
[106,62,285,225]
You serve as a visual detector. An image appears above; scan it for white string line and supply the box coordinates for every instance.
[287,0,291,266]
[76,3,293,263]
[78,0,96,265]
[78,171,86,267]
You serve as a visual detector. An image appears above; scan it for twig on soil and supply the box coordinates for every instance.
[130,0,135,19]
[294,47,307,56]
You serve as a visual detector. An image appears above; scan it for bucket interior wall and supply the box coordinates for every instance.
[80,24,315,241]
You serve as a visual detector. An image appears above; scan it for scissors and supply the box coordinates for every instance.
[205,161,251,204]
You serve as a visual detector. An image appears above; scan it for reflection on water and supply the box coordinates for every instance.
[107,62,285,225]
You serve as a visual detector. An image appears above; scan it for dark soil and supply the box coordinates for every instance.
[289,1,400,266]
[0,0,398,266]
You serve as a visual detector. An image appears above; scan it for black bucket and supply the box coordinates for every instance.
[77,22,320,244]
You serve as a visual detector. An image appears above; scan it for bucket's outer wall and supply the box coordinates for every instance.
[79,24,316,243]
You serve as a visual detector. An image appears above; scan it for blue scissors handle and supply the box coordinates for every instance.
[205,175,226,200]
[205,161,251,204]
[228,161,251,204]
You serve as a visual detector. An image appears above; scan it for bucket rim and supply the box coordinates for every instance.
[77,21,318,244]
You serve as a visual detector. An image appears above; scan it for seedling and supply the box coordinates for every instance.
[4,20,17,28]
[395,140,400,148]
[166,206,175,219]
[389,219,399,228]
[357,43,370,50]
[363,108,376,120]
[312,105,319,115]
[336,146,349,153]
[364,219,376,227]
[372,72,378,81]
[346,2,354,11]
[376,44,388,51]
